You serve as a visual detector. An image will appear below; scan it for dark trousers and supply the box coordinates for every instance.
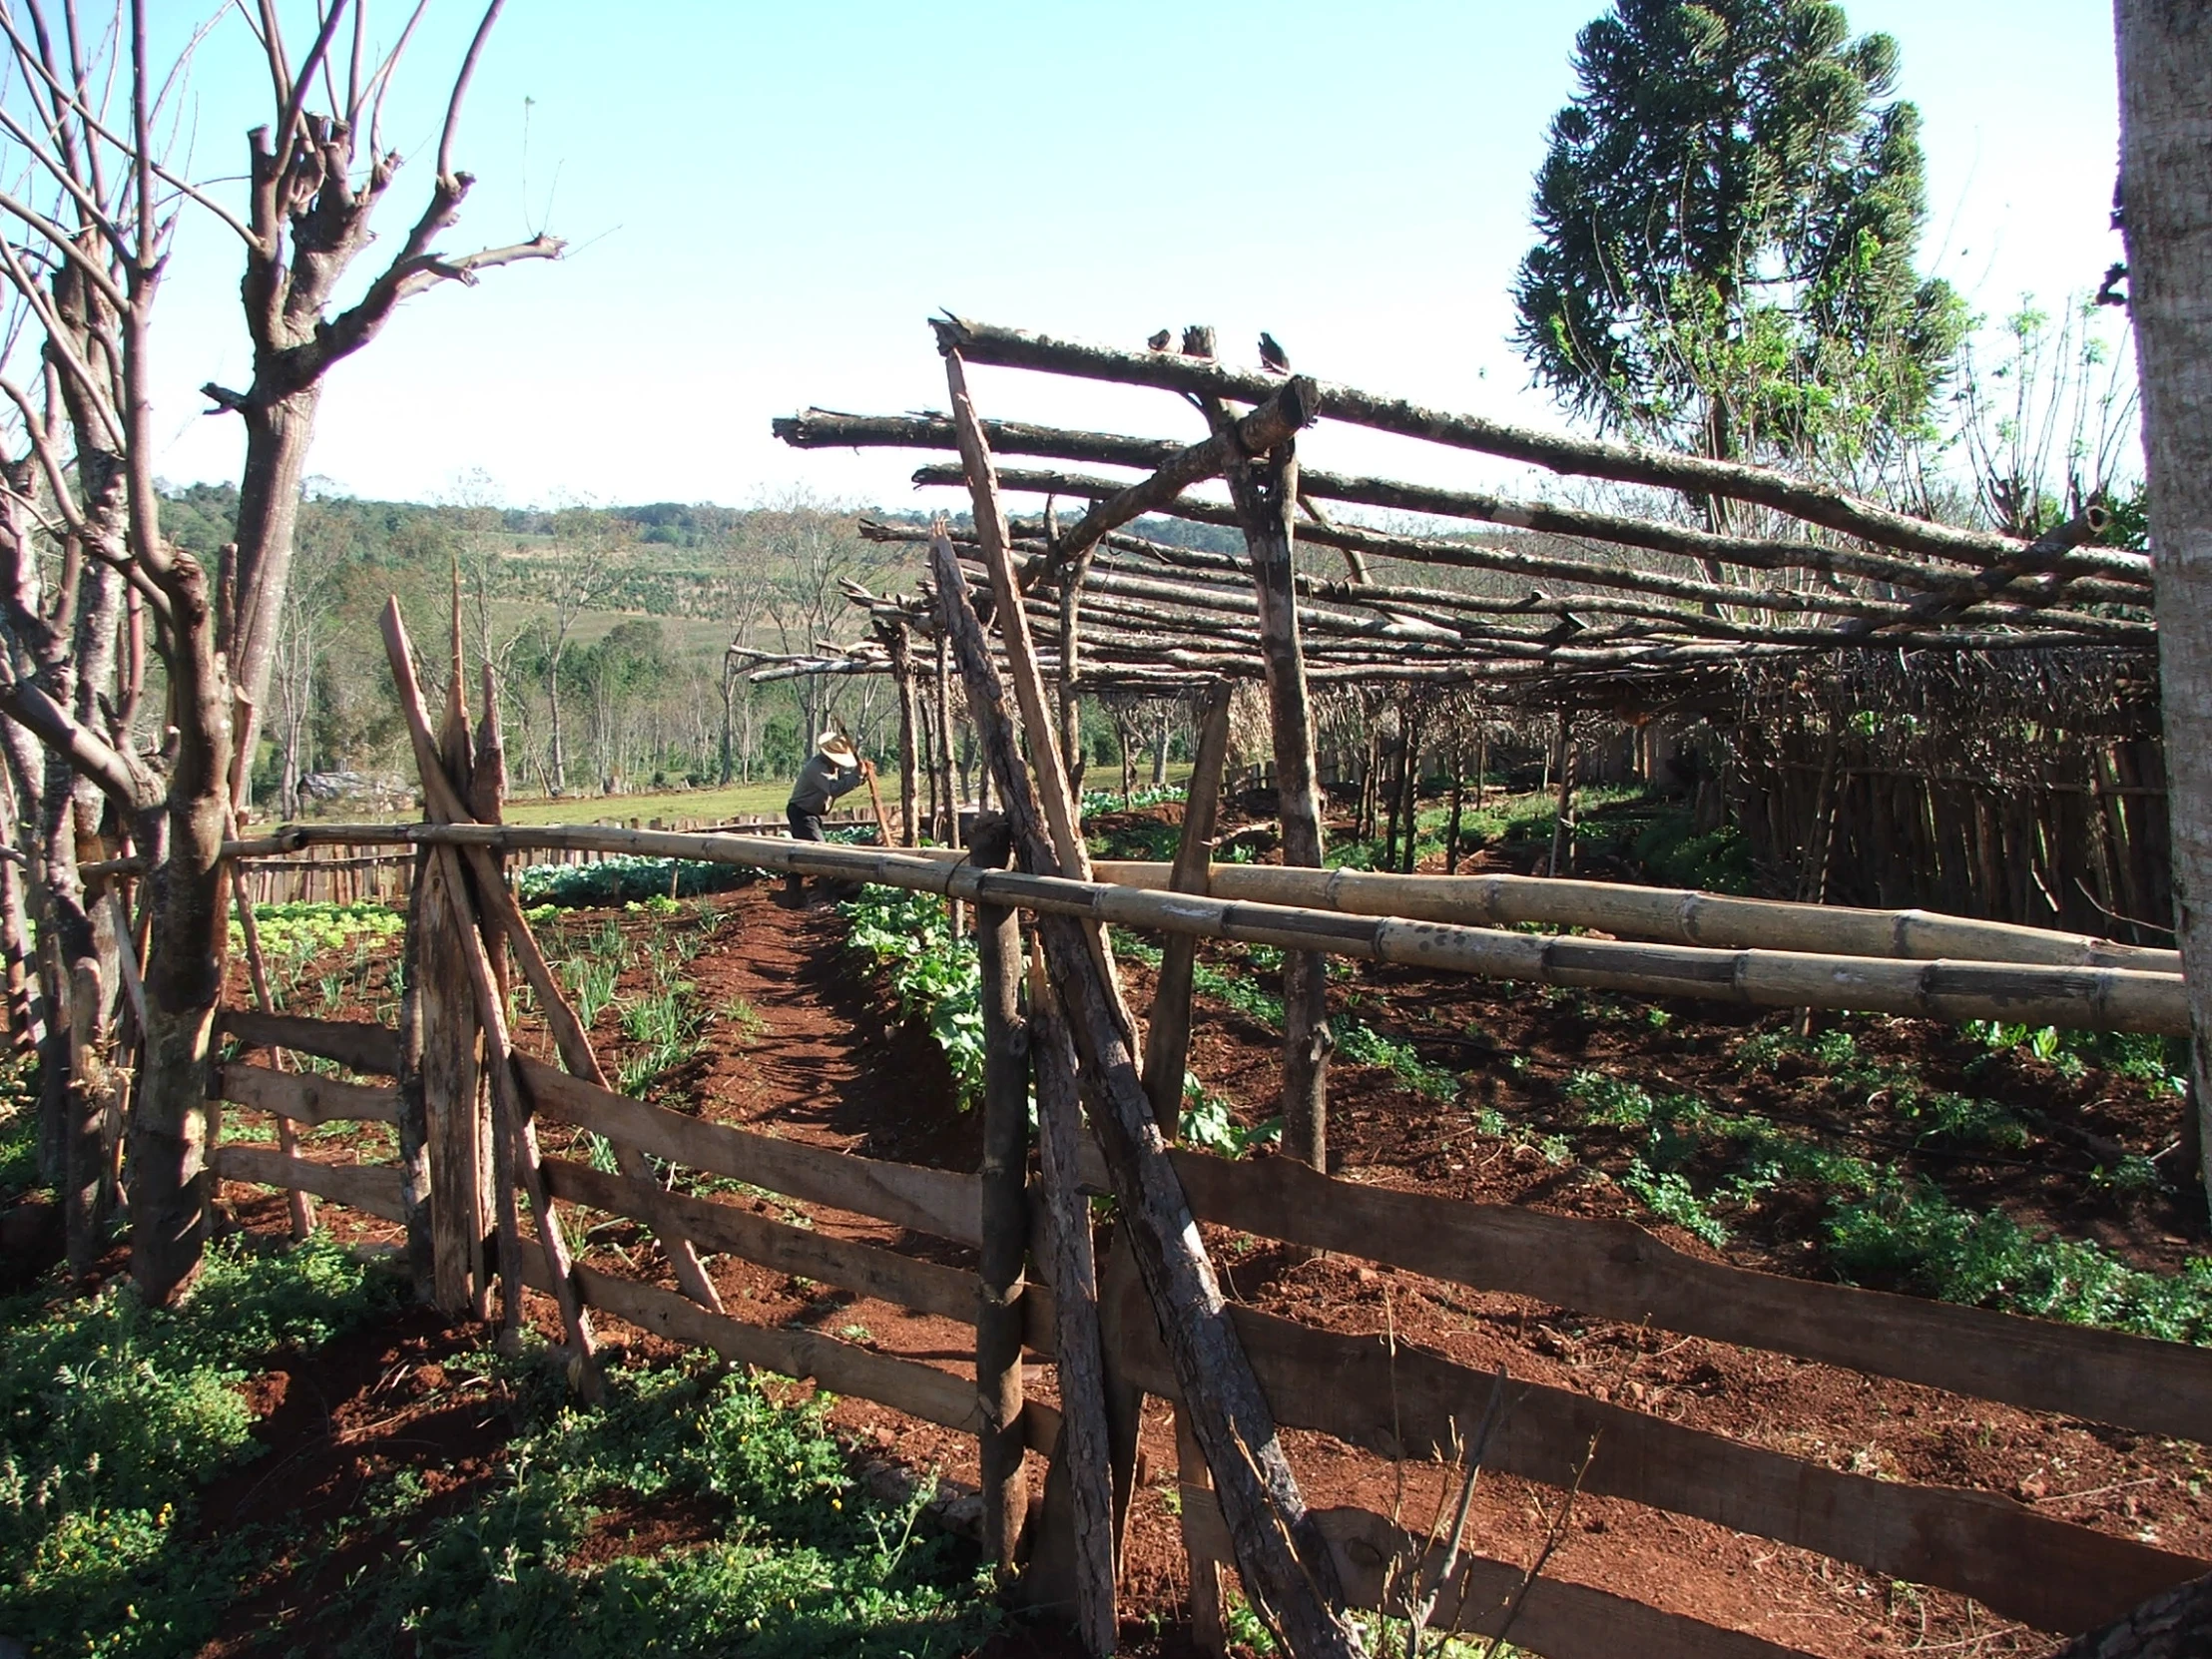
[786,806,822,894]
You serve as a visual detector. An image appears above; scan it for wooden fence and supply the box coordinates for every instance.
[200,840,2212,1656]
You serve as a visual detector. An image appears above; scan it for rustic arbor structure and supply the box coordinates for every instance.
[767,314,2159,1172]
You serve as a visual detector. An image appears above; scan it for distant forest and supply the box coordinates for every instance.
[159,481,1246,812]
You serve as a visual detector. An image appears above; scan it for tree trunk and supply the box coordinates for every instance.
[547,655,568,796]
[133,820,230,1306]
[2046,1567,2212,1658]
[1444,735,1465,874]
[2117,0,2212,1194]
[228,389,323,768]
[887,624,920,848]
[719,668,738,786]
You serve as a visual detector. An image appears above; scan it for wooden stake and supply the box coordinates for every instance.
[1029,947,1118,1656]
[972,827,1031,1577]
[451,853,604,1400]
[378,599,724,1318]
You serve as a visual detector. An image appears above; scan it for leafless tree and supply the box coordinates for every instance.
[0,0,557,1299]
[537,503,621,795]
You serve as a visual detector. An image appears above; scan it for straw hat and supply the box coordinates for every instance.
[816,730,858,764]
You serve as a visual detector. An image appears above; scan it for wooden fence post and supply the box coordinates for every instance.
[972,820,1031,1577]
[395,850,435,1297]
[1141,683,1234,1131]
[1139,681,1235,1655]
[1197,332,1333,1171]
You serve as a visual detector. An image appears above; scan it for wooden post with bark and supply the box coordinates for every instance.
[380,599,720,1325]
[1141,683,1235,1129]
[971,819,1031,1577]
[1202,330,1332,1170]
[1138,681,1236,1658]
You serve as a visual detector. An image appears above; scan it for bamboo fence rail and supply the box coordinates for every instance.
[195,823,2189,1032]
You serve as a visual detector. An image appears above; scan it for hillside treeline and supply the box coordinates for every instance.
[171,485,928,810]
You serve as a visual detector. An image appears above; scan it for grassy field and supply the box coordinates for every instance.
[500,778,808,827]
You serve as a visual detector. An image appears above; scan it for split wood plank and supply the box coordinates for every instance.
[518,1055,981,1244]
[1100,1272,2207,1634]
[209,1145,405,1225]
[211,1062,403,1126]
[512,1247,1060,1453]
[543,1155,976,1323]
[1162,1148,2212,1447]
[218,1008,401,1076]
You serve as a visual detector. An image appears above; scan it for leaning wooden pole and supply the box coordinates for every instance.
[927,526,1364,1659]
[1205,332,1332,1168]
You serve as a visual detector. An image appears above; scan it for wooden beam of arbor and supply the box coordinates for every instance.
[1049,376,1320,567]
[862,517,2153,653]
[927,314,2147,576]
[794,410,2151,596]
[981,556,2151,662]
[924,464,2154,630]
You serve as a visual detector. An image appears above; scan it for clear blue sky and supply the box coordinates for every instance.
[142,0,2128,511]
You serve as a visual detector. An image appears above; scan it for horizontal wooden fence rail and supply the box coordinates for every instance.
[142,816,2181,970]
[213,1062,402,1126]
[217,1013,2212,1445]
[219,1009,402,1075]
[207,1014,2212,1636]
[196,824,2191,1033]
[209,1144,406,1223]
[517,1056,981,1243]
[1101,1275,2205,1635]
[1157,1149,2212,1446]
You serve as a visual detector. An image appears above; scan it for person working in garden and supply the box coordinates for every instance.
[784,730,872,903]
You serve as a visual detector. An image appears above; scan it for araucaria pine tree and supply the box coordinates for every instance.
[1513,0,1967,480]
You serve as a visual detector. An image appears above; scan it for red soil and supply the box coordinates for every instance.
[207,861,2210,1658]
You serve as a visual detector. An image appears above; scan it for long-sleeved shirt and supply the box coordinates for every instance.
[788,752,862,817]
